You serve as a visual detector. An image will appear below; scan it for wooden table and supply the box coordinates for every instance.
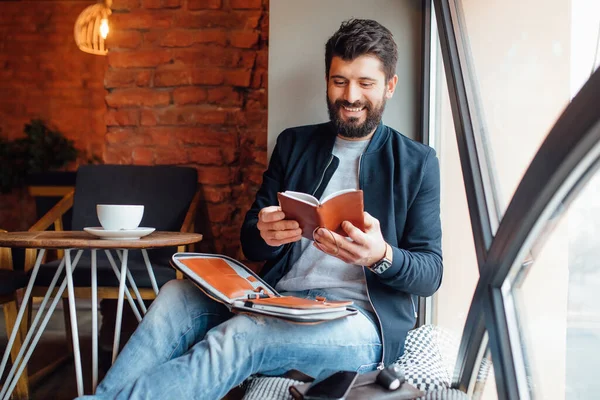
[0,231,202,399]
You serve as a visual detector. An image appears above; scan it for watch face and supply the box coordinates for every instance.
[373,259,392,274]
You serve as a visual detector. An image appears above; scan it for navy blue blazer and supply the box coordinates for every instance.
[241,121,443,365]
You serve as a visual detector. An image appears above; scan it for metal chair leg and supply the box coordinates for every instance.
[3,299,29,400]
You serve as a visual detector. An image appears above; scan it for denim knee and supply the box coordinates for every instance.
[147,279,194,315]
[158,279,194,300]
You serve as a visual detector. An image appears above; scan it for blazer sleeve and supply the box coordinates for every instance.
[374,148,443,297]
[240,133,289,261]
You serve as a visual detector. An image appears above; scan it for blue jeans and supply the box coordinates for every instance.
[80,279,382,399]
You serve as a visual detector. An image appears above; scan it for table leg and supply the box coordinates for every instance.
[0,250,83,400]
[124,268,147,314]
[91,249,98,393]
[113,249,147,314]
[141,249,159,296]
[64,249,84,397]
[104,250,142,322]
[112,249,128,364]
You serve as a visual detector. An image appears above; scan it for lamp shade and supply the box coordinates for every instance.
[74,1,112,56]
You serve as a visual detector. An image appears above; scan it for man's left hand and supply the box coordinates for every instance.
[313,211,387,266]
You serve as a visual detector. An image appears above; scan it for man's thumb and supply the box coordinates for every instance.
[363,211,376,230]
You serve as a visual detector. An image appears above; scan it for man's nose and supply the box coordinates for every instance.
[343,83,361,104]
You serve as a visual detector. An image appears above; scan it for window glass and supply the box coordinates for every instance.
[456,0,599,215]
[508,167,600,399]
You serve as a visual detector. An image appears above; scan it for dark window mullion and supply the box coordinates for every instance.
[484,286,521,400]
[433,0,498,393]
[433,0,494,268]
[450,296,487,392]
[420,0,432,147]
[417,0,433,329]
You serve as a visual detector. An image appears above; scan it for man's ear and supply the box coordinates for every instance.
[385,75,399,99]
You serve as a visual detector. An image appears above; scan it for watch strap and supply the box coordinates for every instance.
[370,243,393,275]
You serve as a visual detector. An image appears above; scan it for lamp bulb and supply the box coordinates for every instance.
[100,18,109,39]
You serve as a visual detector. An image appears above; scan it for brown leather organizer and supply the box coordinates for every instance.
[171,253,357,323]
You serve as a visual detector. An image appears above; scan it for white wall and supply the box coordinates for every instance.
[570,0,600,97]
[268,0,423,157]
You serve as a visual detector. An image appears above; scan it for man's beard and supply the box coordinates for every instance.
[327,95,386,139]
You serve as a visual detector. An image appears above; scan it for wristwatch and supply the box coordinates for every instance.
[370,242,393,275]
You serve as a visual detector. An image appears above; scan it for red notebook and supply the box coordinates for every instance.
[170,253,357,323]
[277,189,365,240]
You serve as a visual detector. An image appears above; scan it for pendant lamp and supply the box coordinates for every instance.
[74,0,112,55]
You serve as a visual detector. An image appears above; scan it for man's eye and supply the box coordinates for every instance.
[333,80,346,85]
[361,83,374,88]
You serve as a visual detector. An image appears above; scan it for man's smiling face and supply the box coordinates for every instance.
[326,55,397,139]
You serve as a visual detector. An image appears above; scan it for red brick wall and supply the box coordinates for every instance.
[0,0,269,261]
[0,1,108,231]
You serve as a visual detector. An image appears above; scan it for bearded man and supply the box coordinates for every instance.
[82,19,443,400]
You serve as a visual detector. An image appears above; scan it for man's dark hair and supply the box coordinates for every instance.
[325,19,398,82]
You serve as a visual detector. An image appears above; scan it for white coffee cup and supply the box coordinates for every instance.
[97,204,144,231]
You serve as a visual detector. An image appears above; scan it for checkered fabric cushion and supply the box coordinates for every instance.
[419,389,469,399]
[242,324,461,400]
[472,353,493,398]
[398,324,457,392]
[477,355,492,382]
[242,377,304,400]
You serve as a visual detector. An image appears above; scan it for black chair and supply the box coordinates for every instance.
[0,230,29,399]
[27,165,200,292]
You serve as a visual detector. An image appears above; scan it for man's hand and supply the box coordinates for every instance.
[257,206,303,247]
[313,211,387,266]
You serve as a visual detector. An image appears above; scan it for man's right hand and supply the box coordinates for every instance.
[257,206,303,247]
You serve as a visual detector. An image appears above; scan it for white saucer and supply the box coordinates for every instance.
[83,227,156,240]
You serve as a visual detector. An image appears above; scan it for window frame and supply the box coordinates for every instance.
[430,0,600,397]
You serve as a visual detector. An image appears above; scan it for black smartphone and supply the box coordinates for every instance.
[303,370,358,400]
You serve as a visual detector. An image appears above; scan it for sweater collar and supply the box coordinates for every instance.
[325,121,388,154]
